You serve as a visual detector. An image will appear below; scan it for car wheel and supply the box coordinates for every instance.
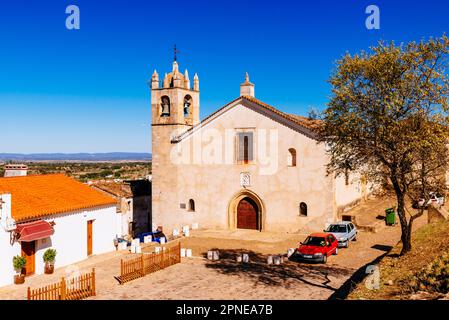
[353,234,357,241]
[322,255,327,263]
[345,241,350,248]
[334,248,338,255]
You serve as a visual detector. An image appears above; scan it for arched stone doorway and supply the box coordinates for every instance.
[228,190,264,231]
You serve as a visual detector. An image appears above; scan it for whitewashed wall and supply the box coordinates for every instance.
[0,194,20,287]
[0,198,117,287]
[334,173,363,208]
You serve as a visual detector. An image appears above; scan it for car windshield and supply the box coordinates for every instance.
[327,225,347,233]
[303,236,326,247]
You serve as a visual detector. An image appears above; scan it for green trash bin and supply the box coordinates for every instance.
[385,208,396,226]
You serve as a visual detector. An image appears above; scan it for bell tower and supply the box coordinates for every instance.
[149,57,200,232]
[150,60,200,128]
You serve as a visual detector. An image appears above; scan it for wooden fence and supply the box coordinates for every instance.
[115,243,181,284]
[27,268,96,300]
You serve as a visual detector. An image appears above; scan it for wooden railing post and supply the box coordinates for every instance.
[60,277,66,300]
[27,287,31,300]
[140,254,145,276]
[91,268,96,296]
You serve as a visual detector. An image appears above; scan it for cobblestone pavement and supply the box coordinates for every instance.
[0,197,428,300]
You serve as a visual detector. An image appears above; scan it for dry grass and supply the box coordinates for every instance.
[348,220,449,300]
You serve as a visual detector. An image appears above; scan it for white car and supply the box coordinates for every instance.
[324,221,358,248]
[428,192,445,206]
[415,192,445,208]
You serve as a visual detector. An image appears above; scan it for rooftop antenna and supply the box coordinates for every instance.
[174,44,181,62]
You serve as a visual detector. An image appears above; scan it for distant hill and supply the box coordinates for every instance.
[0,153,151,162]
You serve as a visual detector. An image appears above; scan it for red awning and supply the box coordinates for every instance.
[17,220,54,242]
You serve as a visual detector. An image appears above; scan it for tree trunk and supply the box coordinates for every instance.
[394,188,413,255]
[400,219,413,255]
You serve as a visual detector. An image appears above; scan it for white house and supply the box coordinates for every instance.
[4,164,28,177]
[0,174,117,287]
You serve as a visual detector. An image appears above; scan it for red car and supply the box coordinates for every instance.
[295,232,339,263]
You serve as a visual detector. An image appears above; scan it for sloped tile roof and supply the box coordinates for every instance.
[0,174,116,222]
[242,96,323,131]
[173,95,323,142]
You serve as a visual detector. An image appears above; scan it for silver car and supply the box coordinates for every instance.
[324,221,357,248]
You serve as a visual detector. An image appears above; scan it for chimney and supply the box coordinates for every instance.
[240,72,255,97]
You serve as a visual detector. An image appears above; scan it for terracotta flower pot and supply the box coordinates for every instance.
[14,274,25,285]
[44,262,54,274]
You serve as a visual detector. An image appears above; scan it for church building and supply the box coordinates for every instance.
[150,59,369,234]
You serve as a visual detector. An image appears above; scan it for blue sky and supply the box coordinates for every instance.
[1,0,448,153]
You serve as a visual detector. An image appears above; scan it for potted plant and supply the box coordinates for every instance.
[43,248,57,274]
[13,255,26,284]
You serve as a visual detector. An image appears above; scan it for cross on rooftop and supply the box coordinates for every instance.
[174,44,180,62]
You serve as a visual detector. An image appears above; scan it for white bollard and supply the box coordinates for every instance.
[213,250,220,261]
[182,225,190,233]
[192,223,199,230]
[267,255,273,265]
[236,255,243,262]
[186,249,192,257]
[155,246,161,254]
[242,253,249,263]
[287,248,295,258]
[274,256,281,265]
[173,229,179,237]
[181,248,186,257]
[119,242,127,250]
[130,245,136,254]
[160,237,166,244]
[133,238,140,246]
[184,229,190,237]
[135,246,142,254]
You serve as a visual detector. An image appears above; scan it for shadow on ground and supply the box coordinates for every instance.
[328,246,393,300]
[371,244,393,252]
[203,249,354,291]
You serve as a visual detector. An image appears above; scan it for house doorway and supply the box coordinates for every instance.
[21,241,35,276]
[87,220,93,256]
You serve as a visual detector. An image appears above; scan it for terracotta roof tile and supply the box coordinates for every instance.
[242,95,323,131]
[0,174,116,222]
[92,181,133,198]
[286,114,323,131]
